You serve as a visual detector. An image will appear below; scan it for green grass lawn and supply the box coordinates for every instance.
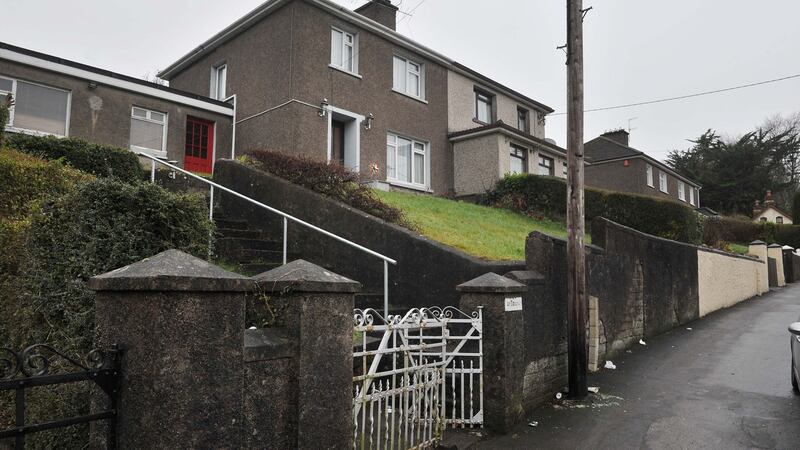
[374,189,576,261]
[729,243,750,255]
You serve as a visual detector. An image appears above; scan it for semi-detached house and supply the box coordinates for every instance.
[157,0,564,196]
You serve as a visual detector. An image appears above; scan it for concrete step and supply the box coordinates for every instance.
[239,262,283,276]
[215,228,266,240]
[216,237,283,255]
[213,217,250,230]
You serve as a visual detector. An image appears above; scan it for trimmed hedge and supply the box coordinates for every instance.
[244,150,414,229]
[0,102,8,147]
[775,225,800,249]
[0,149,92,219]
[492,174,703,244]
[5,133,144,183]
[702,215,775,247]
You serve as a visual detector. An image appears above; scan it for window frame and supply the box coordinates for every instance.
[130,106,168,159]
[538,154,555,176]
[474,88,494,124]
[516,107,529,133]
[678,181,686,201]
[210,63,227,100]
[386,131,429,190]
[659,171,668,193]
[646,164,654,188]
[777,216,784,224]
[689,187,695,206]
[1,75,71,137]
[330,27,359,75]
[509,144,527,175]
[392,54,425,100]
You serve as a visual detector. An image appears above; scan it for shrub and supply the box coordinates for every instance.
[22,178,213,349]
[5,133,144,183]
[775,225,800,248]
[702,215,774,247]
[793,192,800,225]
[0,102,8,148]
[491,173,703,244]
[243,150,414,228]
[0,149,92,219]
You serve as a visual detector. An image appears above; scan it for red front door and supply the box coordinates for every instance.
[184,117,215,174]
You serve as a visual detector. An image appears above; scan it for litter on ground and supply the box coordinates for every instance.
[686,327,693,331]
[639,339,647,346]
[604,360,617,370]
[528,421,538,427]
[588,386,599,394]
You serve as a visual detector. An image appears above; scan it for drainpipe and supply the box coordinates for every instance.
[225,94,237,160]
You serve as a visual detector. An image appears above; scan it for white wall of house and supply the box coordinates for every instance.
[447,70,545,137]
[753,206,793,224]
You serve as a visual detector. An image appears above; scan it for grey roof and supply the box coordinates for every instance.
[448,120,566,155]
[584,136,701,188]
[584,136,643,162]
[157,0,553,113]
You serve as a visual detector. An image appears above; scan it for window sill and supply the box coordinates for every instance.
[387,179,432,193]
[130,146,167,159]
[473,118,490,126]
[391,89,428,104]
[328,64,362,79]
[6,126,66,138]
[647,184,655,189]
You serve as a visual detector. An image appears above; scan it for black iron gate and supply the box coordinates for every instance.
[0,344,121,449]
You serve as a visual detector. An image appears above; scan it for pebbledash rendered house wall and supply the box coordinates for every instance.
[585,157,700,206]
[0,44,233,168]
[165,0,452,193]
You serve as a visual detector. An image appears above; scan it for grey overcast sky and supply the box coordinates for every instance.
[3,0,800,161]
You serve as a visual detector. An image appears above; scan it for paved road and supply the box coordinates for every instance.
[476,283,800,449]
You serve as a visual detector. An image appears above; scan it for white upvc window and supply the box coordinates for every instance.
[393,55,423,99]
[646,164,654,187]
[689,187,695,206]
[130,106,168,158]
[659,171,668,193]
[678,181,686,201]
[210,64,227,100]
[387,132,428,188]
[0,75,70,137]
[331,27,357,74]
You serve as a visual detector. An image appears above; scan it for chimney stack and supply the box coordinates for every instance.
[764,190,776,207]
[354,0,398,30]
[600,129,630,147]
[753,199,763,217]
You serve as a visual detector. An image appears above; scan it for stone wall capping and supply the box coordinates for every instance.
[504,270,546,285]
[750,240,767,245]
[253,259,362,293]
[88,249,254,292]
[768,243,783,248]
[456,272,527,293]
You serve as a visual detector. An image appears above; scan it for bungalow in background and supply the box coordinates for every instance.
[753,191,793,224]
[0,42,234,174]
[584,129,702,207]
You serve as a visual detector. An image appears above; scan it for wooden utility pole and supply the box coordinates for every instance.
[566,0,588,399]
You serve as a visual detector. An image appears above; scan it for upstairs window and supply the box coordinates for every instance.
[387,132,427,188]
[517,107,529,132]
[509,145,526,174]
[646,164,654,187]
[210,64,227,100]
[393,55,423,99]
[331,28,357,74]
[130,106,167,158]
[562,161,568,176]
[659,172,668,193]
[475,89,493,124]
[689,187,695,206]
[678,181,686,201]
[539,154,554,176]
[1,76,70,136]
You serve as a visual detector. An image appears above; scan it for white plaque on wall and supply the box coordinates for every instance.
[504,296,523,311]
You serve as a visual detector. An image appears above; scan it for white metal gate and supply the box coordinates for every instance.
[353,306,483,450]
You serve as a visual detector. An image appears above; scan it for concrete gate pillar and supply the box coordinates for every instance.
[768,244,786,287]
[253,259,360,450]
[748,240,769,294]
[457,272,527,434]
[89,250,253,449]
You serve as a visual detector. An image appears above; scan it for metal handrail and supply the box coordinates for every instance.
[140,153,397,315]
